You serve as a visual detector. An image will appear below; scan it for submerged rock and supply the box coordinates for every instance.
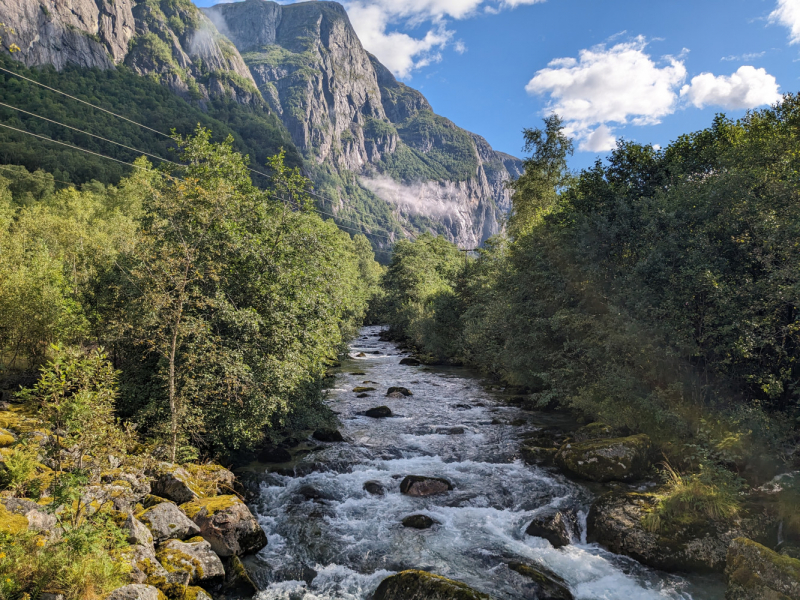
[525,510,574,549]
[137,501,200,543]
[555,434,651,482]
[181,495,268,557]
[402,514,437,529]
[400,475,453,497]
[725,537,800,599]
[258,447,292,463]
[387,387,413,396]
[312,428,344,442]
[357,393,371,398]
[520,445,558,465]
[365,406,393,418]
[386,392,405,399]
[508,562,574,600]
[373,570,491,600]
[353,386,377,393]
[363,480,385,495]
[399,358,421,366]
[438,427,465,435]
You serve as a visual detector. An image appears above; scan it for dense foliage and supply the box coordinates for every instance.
[0,130,382,459]
[380,98,800,483]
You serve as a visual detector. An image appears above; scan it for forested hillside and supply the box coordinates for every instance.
[380,97,800,529]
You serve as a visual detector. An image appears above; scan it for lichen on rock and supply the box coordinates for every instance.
[555,434,651,482]
[725,537,800,599]
[373,569,492,600]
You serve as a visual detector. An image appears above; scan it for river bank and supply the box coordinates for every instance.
[236,326,729,600]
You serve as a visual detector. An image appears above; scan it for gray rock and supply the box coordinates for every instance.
[0,497,56,532]
[127,544,169,584]
[400,476,453,497]
[365,406,393,418]
[555,434,651,482]
[180,495,268,557]
[373,570,491,600]
[123,514,154,548]
[150,464,199,504]
[156,538,225,586]
[525,510,574,549]
[137,501,200,543]
[107,584,163,600]
[508,562,574,600]
[725,537,800,599]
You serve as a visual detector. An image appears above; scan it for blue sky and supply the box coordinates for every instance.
[195,0,800,170]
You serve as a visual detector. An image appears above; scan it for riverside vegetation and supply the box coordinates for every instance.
[0,129,383,599]
[378,98,800,597]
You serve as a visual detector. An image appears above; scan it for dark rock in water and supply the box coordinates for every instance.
[373,570,491,600]
[222,555,258,596]
[350,372,366,375]
[387,386,412,396]
[312,428,344,443]
[400,475,453,497]
[399,358,421,366]
[555,434,651,482]
[363,381,379,384]
[356,352,367,357]
[453,404,472,410]
[365,406,393,418]
[353,386,376,392]
[259,447,292,463]
[387,392,405,399]
[508,562,574,600]
[301,565,318,585]
[402,514,436,529]
[726,537,800,599]
[438,427,465,435]
[372,351,381,355]
[363,480,385,495]
[525,510,574,548]
[357,393,371,398]
[491,419,502,425]
[296,485,333,501]
[280,437,302,448]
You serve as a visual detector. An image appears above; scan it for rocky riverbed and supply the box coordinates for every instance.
[238,326,730,600]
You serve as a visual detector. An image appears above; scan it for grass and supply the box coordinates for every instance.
[642,460,743,533]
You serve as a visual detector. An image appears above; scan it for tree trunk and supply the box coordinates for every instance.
[169,325,179,463]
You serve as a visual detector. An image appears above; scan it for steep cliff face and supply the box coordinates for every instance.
[205,0,522,247]
[0,0,260,105]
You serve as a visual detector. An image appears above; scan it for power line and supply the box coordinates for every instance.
[0,100,183,169]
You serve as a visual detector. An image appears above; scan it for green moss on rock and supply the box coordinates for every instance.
[725,537,800,599]
[180,495,238,520]
[373,570,492,600]
[555,434,651,482]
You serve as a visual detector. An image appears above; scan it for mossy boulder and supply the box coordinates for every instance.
[587,491,751,573]
[373,570,492,600]
[123,514,154,548]
[555,434,651,482]
[180,495,268,557]
[156,538,225,587]
[571,422,621,443]
[126,544,170,584]
[507,562,574,600]
[387,387,412,396]
[149,464,201,504]
[725,537,800,599]
[0,497,56,533]
[138,501,200,543]
[0,427,16,447]
[520,445,558,465]
[222,555,258,596]
[107,584,166,600]
[0,501,31,534]
[353,386,376,393]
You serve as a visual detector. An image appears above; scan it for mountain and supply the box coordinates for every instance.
[0,0,522,249]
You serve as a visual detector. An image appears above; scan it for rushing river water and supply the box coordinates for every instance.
[244,326,725,600]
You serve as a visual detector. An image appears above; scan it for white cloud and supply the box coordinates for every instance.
[770,0,800,44]
[454,40,467,54]
[680,66,781,109]
[525,36,686,151]
[341,0,544,78]
[721,51,766,61]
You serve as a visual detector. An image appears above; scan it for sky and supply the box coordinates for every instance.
[193,0,800,170]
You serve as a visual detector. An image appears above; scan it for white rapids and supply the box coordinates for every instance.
[246,326,725,600]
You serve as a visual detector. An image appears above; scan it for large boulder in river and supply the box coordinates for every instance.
[725,537,800,599]
[555,434,650,482]
[365,406,393,418]
[137,501,200,543]
[525,510,574,548]
[508,562,574,600]
[400,475,453,497]
[373,570,491,600]
[180,495,267,557]
[588,491,758,573]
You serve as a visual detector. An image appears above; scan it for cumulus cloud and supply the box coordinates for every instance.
[342,0,544,78]
[525,37,782,153]
[525,36,686,151]
[680,66,782,109]
[769,0,800,44]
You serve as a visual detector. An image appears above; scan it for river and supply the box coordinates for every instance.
[244,326,726,600]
